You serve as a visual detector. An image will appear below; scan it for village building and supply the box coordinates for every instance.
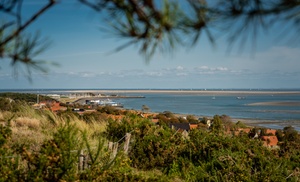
[261,136,279,147]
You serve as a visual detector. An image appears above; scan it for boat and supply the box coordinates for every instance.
[236,97,246,100]
[212,96,216,100]
[86,99,123,107]
[98,99,123,107]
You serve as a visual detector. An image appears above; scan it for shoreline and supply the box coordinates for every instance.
[172,112,300,131]
[136,110,300,131]
[49,89,300,96]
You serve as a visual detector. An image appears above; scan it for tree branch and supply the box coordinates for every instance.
[0,0,56,47]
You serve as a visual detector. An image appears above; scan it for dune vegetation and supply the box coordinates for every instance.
[1,94,300,181]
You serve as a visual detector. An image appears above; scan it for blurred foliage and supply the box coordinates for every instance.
[97,105,122,115]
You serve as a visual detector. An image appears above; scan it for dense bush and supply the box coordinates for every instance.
[129,123,186,170]
[0,93,54,103]
[81,112,107,123]
[1,100,300,181]
[0,98,25,112]
[0,122,21,181]
[22,123,81,181]
[156,111,179,124]
[106,115,151,142]
[169,129,297,181]
[97,106,122,115]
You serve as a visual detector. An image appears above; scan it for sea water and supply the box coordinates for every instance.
[1,89,300,130]
[115,91,300,130]
[117,93,300,120]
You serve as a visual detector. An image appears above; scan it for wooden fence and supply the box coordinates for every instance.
[78,132,131,171]
[1,132,132,172]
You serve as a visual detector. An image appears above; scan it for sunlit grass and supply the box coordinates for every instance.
[12,117,40,129]
[1,104,109,153]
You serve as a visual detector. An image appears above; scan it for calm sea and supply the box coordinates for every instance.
[1,89,300,130]
[113,90,300,130]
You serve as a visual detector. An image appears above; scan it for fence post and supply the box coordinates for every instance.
[123,133,131,154]
[17,155,20,170]
[108,141,113,151]
[84,153,90,170]
[112,142,118,159]
[78,150,84,171]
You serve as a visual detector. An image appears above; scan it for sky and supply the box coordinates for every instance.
[1,0,300,89]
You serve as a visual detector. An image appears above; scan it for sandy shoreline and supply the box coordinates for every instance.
[55,89,300,96]
[247,101,300,106]
[232,118,300,130]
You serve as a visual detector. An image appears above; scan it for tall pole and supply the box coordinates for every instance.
[37,91,39,104]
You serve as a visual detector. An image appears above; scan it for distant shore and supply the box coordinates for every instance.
[55,89,300,96]
[53,89,300,131]
[231,118,300,131]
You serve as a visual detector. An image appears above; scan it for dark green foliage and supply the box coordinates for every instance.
[156,111,181,124]
[235,120,247,128]
[199,117,209,125]
[283,126,300,142]
[1,106,300,181]
[0,120,22,181]
[211,115,223,133]
[97,106,122,115]
[84,165,170,182]
[23,122,82,181]
[81,112,106,123]
[0,92,54,103]
[0,123,12,148]
[186,115,198,123]
[170,129,296,181]
[0,97,25,112]
[106,115,151,142]
[79,131,117,181]
[129,123,186,170]
[276,129,285,141]
[105,112,300,180]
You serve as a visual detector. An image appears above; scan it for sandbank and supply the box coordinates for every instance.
[54,89,300,96]
[247,101,300,106]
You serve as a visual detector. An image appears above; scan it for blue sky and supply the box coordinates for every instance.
[1,0,300,89]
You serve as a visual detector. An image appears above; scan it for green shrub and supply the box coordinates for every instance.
[21,122,82,181]
[97,106,121,115]
[129,123,186,170]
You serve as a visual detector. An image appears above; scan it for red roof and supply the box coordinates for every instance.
[189,123,198,130]
[261,136,278,147]
[50,102,61,112]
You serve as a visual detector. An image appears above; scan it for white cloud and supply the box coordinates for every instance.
[176,72,188,76]
[176,66,184,70]
[216,67,228,71]
[194,66,230,75]
[146,72,164,77]
[196,66,209,70]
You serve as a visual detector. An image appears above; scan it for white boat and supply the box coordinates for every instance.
[86,99,123,107]
[99,99,123,107]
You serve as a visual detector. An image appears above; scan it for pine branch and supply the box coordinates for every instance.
[0,0,56,47]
